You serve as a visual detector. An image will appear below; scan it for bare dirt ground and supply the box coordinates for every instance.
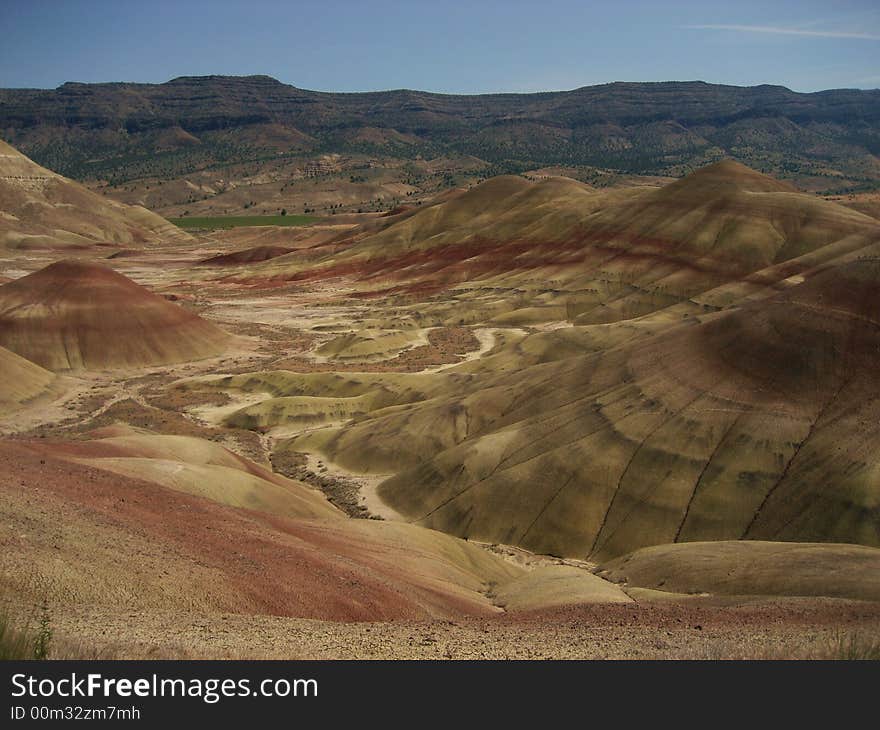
[47,600,880,660]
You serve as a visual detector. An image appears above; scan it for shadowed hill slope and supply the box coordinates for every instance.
[199,244,294,266]
[190,164,880,562]
[279,257,880,560]
[0,138,189,249]
[0,260,230,370]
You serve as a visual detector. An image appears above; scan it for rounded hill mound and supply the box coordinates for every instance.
[0,260,231,370]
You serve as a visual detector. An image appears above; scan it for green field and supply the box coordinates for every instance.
[168,214,317,230]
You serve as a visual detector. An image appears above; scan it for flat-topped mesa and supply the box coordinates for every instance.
[0,260,231,371]
[3,79,878,189]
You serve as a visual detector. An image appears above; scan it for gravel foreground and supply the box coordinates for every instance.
[50,598,880,660]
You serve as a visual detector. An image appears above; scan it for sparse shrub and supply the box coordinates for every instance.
[824,631,880,660]
[34,601,52,660]
[0,603,52,660]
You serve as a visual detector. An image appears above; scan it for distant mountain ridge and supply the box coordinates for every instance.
[1,76,878,189]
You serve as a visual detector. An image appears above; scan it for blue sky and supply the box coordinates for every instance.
[1,0,878,92]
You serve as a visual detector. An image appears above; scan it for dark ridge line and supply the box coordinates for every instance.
[517,473,576,546]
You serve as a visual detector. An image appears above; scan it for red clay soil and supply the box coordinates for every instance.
[235,233,757,302]
[0,439,498,621]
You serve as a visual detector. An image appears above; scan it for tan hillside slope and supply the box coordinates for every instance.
[597,541,880,603]
[0,138,190,249]
[0,345,56,408]
[0,260,230,370]
[572,160,869,274]
[54,425,341,521]
[253,174,605,282]
[494,565,633,610]
[283,258,880,560]
[664,159,797,194]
